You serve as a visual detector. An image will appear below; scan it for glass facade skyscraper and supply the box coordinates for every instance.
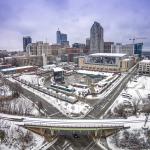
[56,30,61,44]
[90,21,104,53]
[134,43,143,57]
[56,29,69,46]
[23,36,32,52]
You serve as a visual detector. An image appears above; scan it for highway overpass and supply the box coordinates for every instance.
[1,113,148,138]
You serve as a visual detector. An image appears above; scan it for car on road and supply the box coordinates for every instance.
[73,134,80,138]
[122,93,132,99]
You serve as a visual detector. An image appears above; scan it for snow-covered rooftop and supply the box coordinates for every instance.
[53,67,64,72]
[43,64,56,69]
[1,65,35,72]
[140,59,150,63]
[90,53,126,57]
[77,70,112,77]
[123,58,131,61]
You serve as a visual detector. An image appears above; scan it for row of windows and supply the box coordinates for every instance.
[82,65,119,72]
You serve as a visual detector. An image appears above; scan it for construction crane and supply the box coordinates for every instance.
[129,37,147,44]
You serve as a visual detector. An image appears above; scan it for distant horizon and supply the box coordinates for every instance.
[0,0,150,51]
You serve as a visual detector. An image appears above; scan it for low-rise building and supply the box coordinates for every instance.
[79,53,134,72]
[0,66,37,74]
[4,55,55,67]
[0,50,8,58]
[61,47,89,62]
[138,60,150,75]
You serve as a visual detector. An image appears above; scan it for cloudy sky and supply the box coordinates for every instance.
[0,0,150,51]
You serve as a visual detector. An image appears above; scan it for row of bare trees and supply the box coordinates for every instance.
[0,77,22,99]
[7,81,23,98]
[0,123,35,150]
[0,97,33,116]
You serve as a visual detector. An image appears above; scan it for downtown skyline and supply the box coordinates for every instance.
[0,0,150,51]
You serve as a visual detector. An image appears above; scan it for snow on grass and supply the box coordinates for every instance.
[0,119,45,150]
[37,91,92,118]
[8,77,92,118]
[76,70,113,77]
[0,85,12,96]
[107,116,150,149]
[10,77,91,117]
[110,75,150,116]
[106,75,150,149]
[10,95,40,116]
[19,74,45,86]
[0,94,40,116]
[107,118,150,150]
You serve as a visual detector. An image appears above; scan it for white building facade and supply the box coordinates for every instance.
[79,53,135,72]
[111,43,134,56]
[138,60,150,74]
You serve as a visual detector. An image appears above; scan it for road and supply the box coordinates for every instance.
[22,87,67,118]
[27,65,137,150]
[4,77,67,119]
[86,65,138,118]
[49,135,102,150]
[2,64,138,150]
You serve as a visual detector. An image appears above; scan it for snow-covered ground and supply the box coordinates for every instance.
[6,95,40,116]
[0,119,45,150]
[72,70,119,97]
[110,75,150,116]
[76,70,113,77]
[19,74,45,86]
[8,77,92,118]
[106,75,150,149]
[0,85,12,96]
[107,115,150,150]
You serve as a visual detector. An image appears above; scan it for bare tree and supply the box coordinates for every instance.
[9,82,22,98]
[132,100,140,116]
[37,101,43,114]
[114,104,126,117]
[0,130,5,143]
[18,130,33,150]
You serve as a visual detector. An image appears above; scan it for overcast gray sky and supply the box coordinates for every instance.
[0,0,150,51]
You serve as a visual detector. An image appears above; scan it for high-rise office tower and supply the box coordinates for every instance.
[90,21,104,53]
[86,38,90,49]
[56,29,69,46]
[23,36,32,52]
[104,42,114,53]
[56,30,61,44]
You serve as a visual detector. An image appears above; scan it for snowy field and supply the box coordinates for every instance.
[9,77,92,118]
[19,74,45,86]
[0,119,45,150]
[110,75,150,116]
[76,70,113,77]
[106,75,150,149]
[67,70,118,97]
[3,95,40,116]
[0,85,12,96]
[107,115,150,150]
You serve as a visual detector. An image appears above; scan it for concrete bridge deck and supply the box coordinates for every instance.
[0,113,144,131]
